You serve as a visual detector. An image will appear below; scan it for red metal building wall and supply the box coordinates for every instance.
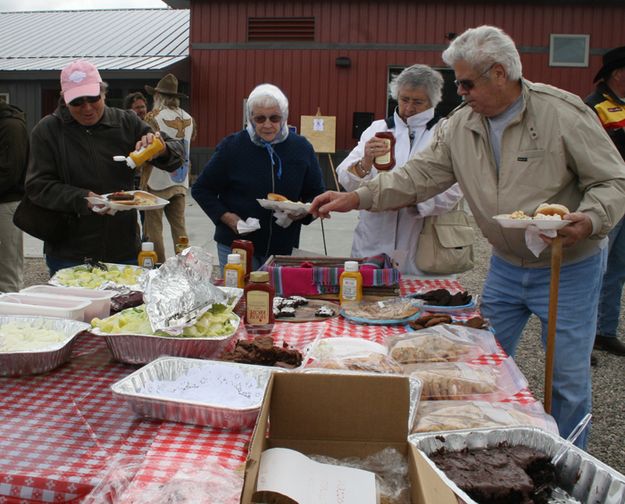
[189,1,625,151]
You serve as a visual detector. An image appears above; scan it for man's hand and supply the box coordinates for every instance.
[540,212,593,247]
[309,191,359,219]
[135,131,167,158]
[221,211,242,234]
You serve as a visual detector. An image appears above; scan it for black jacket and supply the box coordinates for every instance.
[26,104,185,262]
[585,82,625,161]
[0,103,28,203]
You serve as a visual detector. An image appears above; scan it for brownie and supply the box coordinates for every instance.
[221,335,303,368]
[428,445,556,504]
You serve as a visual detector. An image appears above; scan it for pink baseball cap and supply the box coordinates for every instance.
[60,60,103,104]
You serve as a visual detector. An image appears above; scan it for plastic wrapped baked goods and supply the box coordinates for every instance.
[308,353,404,374]
[304,337,403,374]
[411,400,558,434]
[403,358,527,400]
[388,324,499,364]
[340,297,419,324]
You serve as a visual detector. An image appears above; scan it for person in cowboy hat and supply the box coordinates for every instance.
[586,46,625,360]
[141,73,196,262]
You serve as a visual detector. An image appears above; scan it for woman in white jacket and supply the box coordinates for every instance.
[337,64,463,275]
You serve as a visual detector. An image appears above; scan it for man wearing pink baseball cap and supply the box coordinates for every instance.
[20,59,186,275]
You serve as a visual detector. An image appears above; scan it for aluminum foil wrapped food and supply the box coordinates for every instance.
[142,247,227,335]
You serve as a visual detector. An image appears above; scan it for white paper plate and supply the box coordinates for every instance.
[493,214,571,230]
[257,198,311,216]
[86,190,169,211]
[311,337,388,360]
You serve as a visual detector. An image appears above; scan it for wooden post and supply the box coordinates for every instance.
[544,236,563,414]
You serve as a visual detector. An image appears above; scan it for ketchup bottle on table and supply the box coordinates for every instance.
[231,239,254,278]
[373,132,396,171]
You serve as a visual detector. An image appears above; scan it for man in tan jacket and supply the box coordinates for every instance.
[311,25,625,448]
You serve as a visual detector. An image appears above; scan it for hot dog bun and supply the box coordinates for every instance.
[267,192,289,202]
[534,203,570,218]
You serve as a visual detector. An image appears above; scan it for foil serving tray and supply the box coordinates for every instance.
[0,315,90,376]
[409,426,625,504]
[111,356,280,429]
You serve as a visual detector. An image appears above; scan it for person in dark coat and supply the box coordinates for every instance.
[192,83,325,270]
[25,59,185,275]
[0,101,28,291]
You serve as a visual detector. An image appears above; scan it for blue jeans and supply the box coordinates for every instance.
[597,217,625,338]
[481,249,607,447]
[46,255,138,277]
[216,242,267,273]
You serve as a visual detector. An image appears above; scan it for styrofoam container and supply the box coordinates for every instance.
[0,293,90,321]
[21,285,115,321]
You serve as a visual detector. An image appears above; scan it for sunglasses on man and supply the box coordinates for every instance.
[252,114,282,124]
[454,64,496,91]
[68,95,102,107]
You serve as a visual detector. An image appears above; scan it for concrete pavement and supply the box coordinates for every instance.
[23,192,359,261]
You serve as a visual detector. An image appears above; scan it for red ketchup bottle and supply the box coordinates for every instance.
[373,131,396,171]
[231,239,254,279]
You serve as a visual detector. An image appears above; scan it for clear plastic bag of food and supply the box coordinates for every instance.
[303,337,403,374]
[411,399,558,435]
[403,357,527,400]
[387,324,499,364]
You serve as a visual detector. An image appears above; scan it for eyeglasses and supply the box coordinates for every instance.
[68,95,102,107]
[252,114,282,124]
[454,64,496,91]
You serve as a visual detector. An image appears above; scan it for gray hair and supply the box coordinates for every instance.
[154,92,180,109]
[246,83,289,122]
[389,64,444,107]
[442,25,523,81]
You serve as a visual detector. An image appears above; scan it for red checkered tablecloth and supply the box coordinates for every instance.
[0,279,541,503]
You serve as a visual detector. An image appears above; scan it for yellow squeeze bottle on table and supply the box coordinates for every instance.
[137,242,158,269]
[339,260,363,304]
[113,135,165,169]
[224,253,245,288]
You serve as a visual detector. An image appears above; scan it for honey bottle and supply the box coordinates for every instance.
[224,253,245,288]
[373,131,396,171]
[175,235,189,254]
[339,260,363,304]
[113,134,166,169]
[137,242,158,269]
[231,239,254,278]
[244,271,275,334]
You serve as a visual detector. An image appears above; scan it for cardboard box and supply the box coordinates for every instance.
[240,372,460,503]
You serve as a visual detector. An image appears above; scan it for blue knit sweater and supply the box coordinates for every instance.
[191,130,325,258]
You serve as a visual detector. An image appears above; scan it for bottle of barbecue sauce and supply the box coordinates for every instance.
[244,271,275,334]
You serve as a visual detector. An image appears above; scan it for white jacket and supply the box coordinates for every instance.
[337,107,463,275]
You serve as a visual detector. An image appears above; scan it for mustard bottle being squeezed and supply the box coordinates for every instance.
[113,134,166,168]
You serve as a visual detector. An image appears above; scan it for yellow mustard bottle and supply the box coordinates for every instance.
[115,135,166,169]
[339,260,363,304]
[138,242,158,269]
[224,253,245,288]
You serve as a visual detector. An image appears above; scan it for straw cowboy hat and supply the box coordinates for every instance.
[145,74,188,98]
[594,46,625,83]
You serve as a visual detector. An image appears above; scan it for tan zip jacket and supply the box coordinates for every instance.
[356,80,625,268]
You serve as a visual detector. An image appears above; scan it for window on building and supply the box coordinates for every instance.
[247,17,315,42]
[549,34,589,67]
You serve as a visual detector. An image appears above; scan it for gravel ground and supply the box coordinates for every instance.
[22,226,625,473]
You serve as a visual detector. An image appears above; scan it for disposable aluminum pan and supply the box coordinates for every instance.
[94,314,239,365]
[111,356,279,428]
[0,316,90,376]
[409,426,625,504]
